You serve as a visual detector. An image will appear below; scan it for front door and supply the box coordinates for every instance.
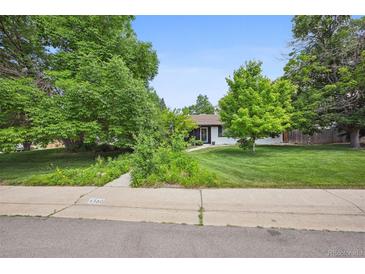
[200,127,208,143]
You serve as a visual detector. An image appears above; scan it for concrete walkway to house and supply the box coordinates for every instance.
[186,144,236,152]
[0,185,364,232]
[186,144,213,152]
[104,172,131,187]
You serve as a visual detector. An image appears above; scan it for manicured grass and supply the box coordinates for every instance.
[190,144,365,188]
[2,145,364,188]
[0,148,127,185]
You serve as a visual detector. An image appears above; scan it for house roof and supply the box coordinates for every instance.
[190,114,223,126]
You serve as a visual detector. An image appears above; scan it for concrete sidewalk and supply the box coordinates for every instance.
[0,185,364,232]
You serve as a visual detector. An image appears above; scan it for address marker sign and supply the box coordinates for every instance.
[88,197,105,205]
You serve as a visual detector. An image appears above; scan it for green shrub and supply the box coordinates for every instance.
[189,138,204,146]
[131,133,217,188]
[23,154,130,186]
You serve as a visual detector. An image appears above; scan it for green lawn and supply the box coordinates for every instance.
[0,148,107,185]
[2,145,365,188]
[190,144,365,188]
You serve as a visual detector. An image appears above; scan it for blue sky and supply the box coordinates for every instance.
[133,16,294,108]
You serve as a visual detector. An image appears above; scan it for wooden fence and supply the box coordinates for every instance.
[283,128,347,144]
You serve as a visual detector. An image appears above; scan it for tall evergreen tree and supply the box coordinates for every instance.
[184,94,215,115]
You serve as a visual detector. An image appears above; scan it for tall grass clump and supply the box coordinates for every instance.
[23,154,130,186]
[130,132,217,188]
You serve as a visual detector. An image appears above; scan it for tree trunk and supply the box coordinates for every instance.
[63,133,87,152]
[350,128,360,148]
[252,138,256,152]
[62,139,73,151]
[22,141,31,151]
[62,138,84,152]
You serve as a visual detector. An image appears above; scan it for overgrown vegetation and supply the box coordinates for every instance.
[130,112,216,188]
[23,155,130,186]
[0,148,129,186]
[0,108,207,187]
[131,134,217,188]
[189,139,204,147]
[131,147,217,188]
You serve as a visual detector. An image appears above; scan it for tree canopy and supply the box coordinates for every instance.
[0,16,161,152]
[0,78,46,152]
[219,61,296,151]
[183,94,215,115]
[0,16,48,79]
[284,15,365,148]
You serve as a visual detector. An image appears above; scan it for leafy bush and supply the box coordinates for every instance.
[189,139,204,146]
[131,133,217,188]
[23,154,130,186]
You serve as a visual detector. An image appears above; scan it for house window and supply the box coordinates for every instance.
[218,126,224,137]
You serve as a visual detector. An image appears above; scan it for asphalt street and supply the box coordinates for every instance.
[0,216,364,257]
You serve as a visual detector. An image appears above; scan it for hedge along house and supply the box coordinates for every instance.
[189,114,283,145]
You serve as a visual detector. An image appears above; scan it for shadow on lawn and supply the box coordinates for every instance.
[262,144,354,151]
[197,143,356,157]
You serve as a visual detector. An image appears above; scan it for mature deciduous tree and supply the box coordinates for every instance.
[32,56,160,151]
[285,15,365,148]
[0,78,45,151]
[0,16,161,152]
[0,17,47,79]
[40,16,158,84]
[219,61,296,152]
